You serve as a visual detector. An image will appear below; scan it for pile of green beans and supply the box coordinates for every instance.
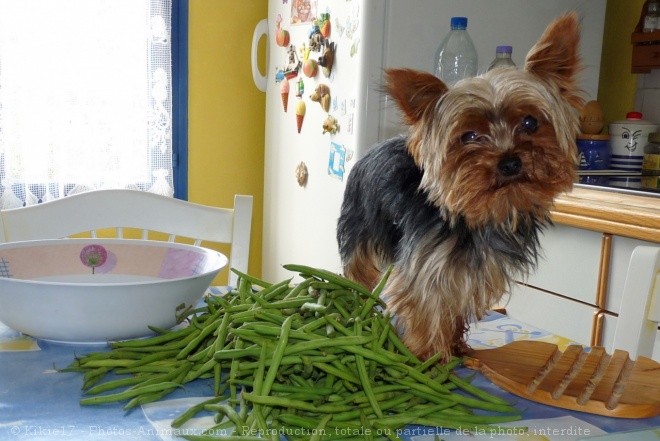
[62,264,522,441]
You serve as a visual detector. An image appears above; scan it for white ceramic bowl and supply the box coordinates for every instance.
[0,239,227,343]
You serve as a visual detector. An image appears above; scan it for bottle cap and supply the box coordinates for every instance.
[626,111,643,120]
[496,46,513,54]
[450,17,468,29]
[648,133,660,143]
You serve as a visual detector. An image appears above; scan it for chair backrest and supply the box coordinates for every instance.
[0,190,253,286]
[612,246,660,361]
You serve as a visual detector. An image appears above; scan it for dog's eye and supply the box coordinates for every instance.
[460,131,480,144]
[521,115,538,133]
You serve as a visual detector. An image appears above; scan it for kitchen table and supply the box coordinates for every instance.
[1,287,659,441]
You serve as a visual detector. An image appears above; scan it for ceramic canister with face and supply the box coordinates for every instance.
[609,112,658,188]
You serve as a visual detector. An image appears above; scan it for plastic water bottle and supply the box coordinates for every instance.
[487,46,516,71]
[434,17,478,85]
[644,0,660,32]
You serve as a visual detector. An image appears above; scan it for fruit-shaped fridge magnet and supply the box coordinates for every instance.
[295,101,306,134]
[319,12,331,38]
[280,80,289,112]
[303,58,318,78]
[275,14,290,47]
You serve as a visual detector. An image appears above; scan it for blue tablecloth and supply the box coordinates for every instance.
[1,290,659,441]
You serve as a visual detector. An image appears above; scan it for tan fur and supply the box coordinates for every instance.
[343,242,386,291]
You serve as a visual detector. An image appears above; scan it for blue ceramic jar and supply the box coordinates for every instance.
[577,134,611,185]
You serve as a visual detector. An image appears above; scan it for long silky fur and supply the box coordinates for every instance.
[337,13,584,361]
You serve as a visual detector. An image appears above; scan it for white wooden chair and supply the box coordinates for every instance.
[0,190,253,286]
[612,246,660,360]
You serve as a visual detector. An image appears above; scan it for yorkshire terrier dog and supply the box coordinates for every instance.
[337,13,583,361]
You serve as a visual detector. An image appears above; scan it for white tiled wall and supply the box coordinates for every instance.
[635,71,660,124]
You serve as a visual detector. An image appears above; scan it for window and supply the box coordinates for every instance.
[0,0,188,207]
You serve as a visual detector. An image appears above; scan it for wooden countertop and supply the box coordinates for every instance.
[551,186,660,243]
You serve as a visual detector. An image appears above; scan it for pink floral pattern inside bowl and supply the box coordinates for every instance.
[0,239,227,343]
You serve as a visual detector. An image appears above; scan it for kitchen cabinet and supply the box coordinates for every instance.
[501,187,660,361]
[632,1,660,73]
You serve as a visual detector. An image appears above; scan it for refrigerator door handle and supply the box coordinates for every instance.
[251,19,268,92]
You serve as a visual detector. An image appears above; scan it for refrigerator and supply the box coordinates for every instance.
[252,0,607,283]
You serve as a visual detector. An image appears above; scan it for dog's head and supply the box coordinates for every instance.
[386,13,582,230]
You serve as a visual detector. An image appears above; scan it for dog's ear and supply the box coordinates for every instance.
[384,68,448,126]
[524,12,583,109]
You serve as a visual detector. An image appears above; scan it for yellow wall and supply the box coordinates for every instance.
[188,0,267,282]
[598,0,645,125]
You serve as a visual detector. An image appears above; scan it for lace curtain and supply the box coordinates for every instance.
[0,0,173,208]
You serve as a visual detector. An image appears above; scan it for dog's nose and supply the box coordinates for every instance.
[497,156,522,177]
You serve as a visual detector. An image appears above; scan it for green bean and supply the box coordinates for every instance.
[124,361,192,391]
[204,404,245,431]
[230,267,273,289]
[84,374,150,395]
[448,373,512,406]
[297,315,332,333]
[311,362,360,385]
[213,363,223,396]
[353,317,383,419]
[123,382,183,411]
[111,324,195,348]
[301,302,327,313]
[283,335,372,355]
[228,337,244,402]
[329,298,352,320]
[187,345,212,362]
[385,324,421,365]
[323,314,353,337]
[81,367,111,390]
[77,359,136,368]
[359,265,392,320]
[114,365,177,375]
[242,393,353,413]
[283,276,316,299]
[253,311,287,326]
[147,324,173,334]
[214,345,264,361]
[183,357,218,383]
[80,381,183,405]
[309,414,332,441]
[172,396,228,428]
[263,296,316,309]
[253,407,277,441]
[332,393,416,422]
[283,265,370,294]
[276,414,361,431]
[257,279,292,301]
[124,349,180,368]
[358,410,374,441]
[177,314,223,360]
